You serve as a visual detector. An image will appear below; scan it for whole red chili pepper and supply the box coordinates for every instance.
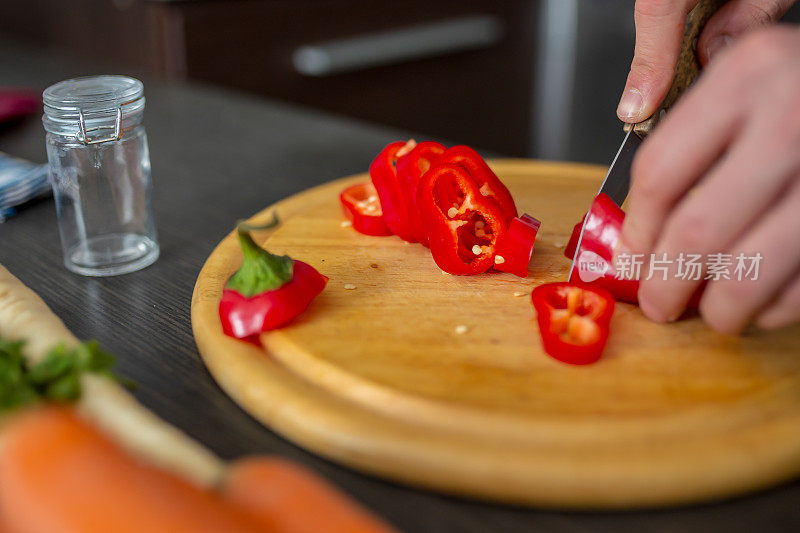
[219,218,328,340]
[493,214,541,278]
[339,182,392,236]
[417,163,508,275]
[436,145,518,223]
[566,194,703,305]
[395,141,446,246]
[369,140,417,243]
[531,282,615,365]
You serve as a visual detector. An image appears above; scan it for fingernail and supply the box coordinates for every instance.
[706,34,733,61]
[617,88,645,121]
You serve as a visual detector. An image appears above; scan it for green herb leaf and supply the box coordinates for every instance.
[74,340,115,372]
[0,382,39,411]
[0,339,27,388]
[28,344,74,384]
[0,337,135,413]
[44,372,82,402]
[225,226,294,297]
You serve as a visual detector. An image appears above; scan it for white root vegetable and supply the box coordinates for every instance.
[0,265,226,487]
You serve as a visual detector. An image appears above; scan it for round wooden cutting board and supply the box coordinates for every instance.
[192,160,800,508]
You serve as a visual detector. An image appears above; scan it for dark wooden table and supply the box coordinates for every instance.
[1,38,799,533]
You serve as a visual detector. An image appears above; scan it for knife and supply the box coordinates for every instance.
[568,0,730,281]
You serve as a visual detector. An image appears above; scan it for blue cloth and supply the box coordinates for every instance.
[0,152,51,222]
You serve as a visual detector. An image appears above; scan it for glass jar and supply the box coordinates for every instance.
[42,75,159,276]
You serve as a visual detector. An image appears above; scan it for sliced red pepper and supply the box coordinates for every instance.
[563,215,585,262]
[436,145,518,223]
[219,220,328,340]
[493,214,541,278]
[531,282,615,365]
[417,163,508,275]
[369,140,418,243]
[566,193,703,306]
[396,141,446,246]
[565,193,639,302]
[339,182,392,236]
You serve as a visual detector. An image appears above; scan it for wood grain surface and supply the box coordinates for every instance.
[192,160,800,508]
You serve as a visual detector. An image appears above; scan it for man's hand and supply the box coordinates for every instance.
[618,0,796,122]
[618,26,800,334]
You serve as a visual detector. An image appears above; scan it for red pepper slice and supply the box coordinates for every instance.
[493,214,541,278]
[339,182,392,236]
[566,193,639,302]
[369,140,418,243]
[563,215,585,262]
[436,145,518,223]
[417,163,508,275]
[396,141,446,246]
[531,282,615,365]
[219,220,328,340]
[566,194,703,306]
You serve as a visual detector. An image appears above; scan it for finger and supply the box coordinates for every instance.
[619,51,746,256]
[698,179,800,335]
[755,270,800,330]
[636,104,800,322]
[697,0,796,63]
[618,0,698,122]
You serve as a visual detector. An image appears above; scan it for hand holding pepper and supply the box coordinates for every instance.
[617,9,800,334]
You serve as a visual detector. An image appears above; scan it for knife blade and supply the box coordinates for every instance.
[566,0,729,282]
[567,128,641,281]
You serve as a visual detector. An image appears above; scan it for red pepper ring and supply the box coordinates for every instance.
[563,215,586,262]
[395,141,446,247]
[493,213,541,278]
[219,260,328,340]
[369,140,418,243]
[339,182,392,236]
[437,145,518,223]
[417,163,508,275]
[531,282,615,365]
[566,194,704,306]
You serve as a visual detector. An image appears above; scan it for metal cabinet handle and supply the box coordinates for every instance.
[293,15,505,77]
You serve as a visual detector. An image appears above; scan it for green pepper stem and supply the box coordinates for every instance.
[227,213,294,297]
[237,212,280,234]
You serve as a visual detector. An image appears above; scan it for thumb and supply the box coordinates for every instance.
[697,0,796,64]
[618,0,698,123]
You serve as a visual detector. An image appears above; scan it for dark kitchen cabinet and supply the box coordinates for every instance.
[0,0,538,155]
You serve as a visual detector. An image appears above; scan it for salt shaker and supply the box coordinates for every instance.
[42,75,159,276]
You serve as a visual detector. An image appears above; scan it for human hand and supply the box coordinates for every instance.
[618,26,800,334]
[617,0,797,122]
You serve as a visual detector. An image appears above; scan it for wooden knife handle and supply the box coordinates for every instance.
[626,0,730,137]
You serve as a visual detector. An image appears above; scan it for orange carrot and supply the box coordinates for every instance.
[0,407,264,533]
[224,457,398,533]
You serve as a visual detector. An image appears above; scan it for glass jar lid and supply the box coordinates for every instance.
[42,75,145,143]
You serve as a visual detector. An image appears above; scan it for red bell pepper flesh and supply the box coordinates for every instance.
[417,163,508,275]
[531,282,615,365]
[396,141,446,246]
[437,145,518,223]
[493,214,541,278]
[564,215,585,261]
[369,140,418,243]
[567,193,703,306]
[219,261,328,339]
[339,182,393,236]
